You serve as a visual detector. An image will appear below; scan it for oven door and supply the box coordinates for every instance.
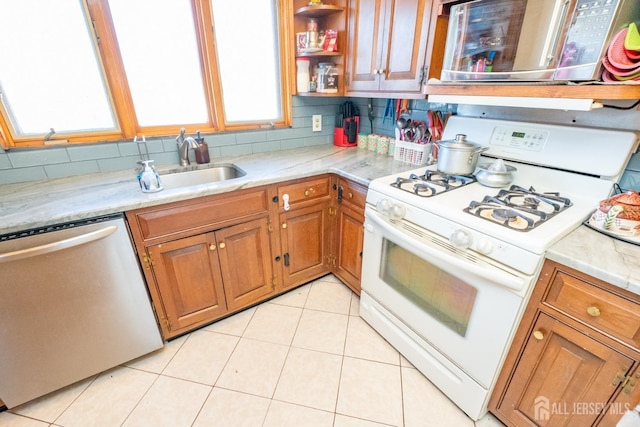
[360,206,533,417]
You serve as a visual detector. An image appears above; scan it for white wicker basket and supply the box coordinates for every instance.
[393,140,432,165]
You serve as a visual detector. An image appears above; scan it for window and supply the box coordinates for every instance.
[0,1,116,138]
[0,0,289,149]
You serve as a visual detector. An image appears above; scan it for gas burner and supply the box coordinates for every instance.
[464,185,573,231]
[391,170,476,197]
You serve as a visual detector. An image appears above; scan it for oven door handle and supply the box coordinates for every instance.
[365,210,526,293]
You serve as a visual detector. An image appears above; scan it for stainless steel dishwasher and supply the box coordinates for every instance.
[0,214,163,408]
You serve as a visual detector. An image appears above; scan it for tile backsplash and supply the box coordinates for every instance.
[1,96,638,186]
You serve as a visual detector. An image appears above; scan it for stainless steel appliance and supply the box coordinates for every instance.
[0,215,163,408]
[360,117,638,420]
[441,0,639,81]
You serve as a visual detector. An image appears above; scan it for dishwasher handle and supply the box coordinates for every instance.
[0,225,118,263]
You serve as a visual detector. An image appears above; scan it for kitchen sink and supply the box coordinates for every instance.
[160,164,247,188]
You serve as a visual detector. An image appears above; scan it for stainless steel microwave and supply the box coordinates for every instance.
[440,0,639,81]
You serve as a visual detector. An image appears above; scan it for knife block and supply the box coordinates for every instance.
[334,116,359,147]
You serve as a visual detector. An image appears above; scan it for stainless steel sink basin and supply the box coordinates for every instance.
[160,164,246,188]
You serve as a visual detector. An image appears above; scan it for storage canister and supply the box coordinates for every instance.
[296,57,310,93]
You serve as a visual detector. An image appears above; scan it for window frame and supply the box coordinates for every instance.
[0,0,292,150]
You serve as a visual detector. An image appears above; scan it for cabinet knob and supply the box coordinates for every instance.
[587,306,601,317]
[533,330,544,341]
[282,223,287,229]
[348,192,353,199]
[209,244,216,251]
[219,242,226,249]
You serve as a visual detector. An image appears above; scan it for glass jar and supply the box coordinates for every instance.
[316,62,338,93]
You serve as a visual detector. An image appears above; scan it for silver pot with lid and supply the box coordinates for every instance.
[436,134,488,175]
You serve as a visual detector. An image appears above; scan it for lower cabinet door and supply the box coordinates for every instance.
[148,233,227,338]
[279,203,330,288]
[215,218,274,311]
[334,203,364,294]
[495,312,634,427]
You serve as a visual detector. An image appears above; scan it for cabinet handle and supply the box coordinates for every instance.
[282,223,287,229]
[587,306,601,317]
[219,242,226,249]
[533,330,544,341]
[284,252,290,267]
[209,244,216,251]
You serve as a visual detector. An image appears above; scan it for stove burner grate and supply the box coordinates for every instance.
[391,170,476,197]
[464,185,573,232]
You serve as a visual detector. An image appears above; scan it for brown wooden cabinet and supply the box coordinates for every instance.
[126,187,275,339]
[272,176,332,290]
[346,0,433,97]
[490,259,640,427]
[127,174,368,339]
[330,176,366,294]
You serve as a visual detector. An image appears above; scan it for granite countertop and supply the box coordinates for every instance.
[547,226,640,296]
[2,144,638,296]
[0,145,417,235]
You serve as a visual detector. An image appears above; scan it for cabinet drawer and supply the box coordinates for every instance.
[337,177,366,210]
[133,188,269,241]
[277,176,331,210]
[545,270,640,348]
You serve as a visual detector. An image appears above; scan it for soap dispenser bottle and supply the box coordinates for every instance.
[137,160,164,193]
[194,131,210,164]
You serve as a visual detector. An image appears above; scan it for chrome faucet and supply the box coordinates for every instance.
[176,128,199,166]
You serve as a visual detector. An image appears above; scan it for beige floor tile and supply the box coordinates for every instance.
[334,414,395,427]
[0,412,49,427]
[216,338,289,398]
[125,334,188,374]
[337,357,403,426]
[350,293,361,316]
[400,355,415,368]
[268,283,311,308]
[162,330,238,385]
[402,367,474,427]
[193,387,270,427]
[344,316,400,365]
[242,303,302,345]
[263,400,334,427]
[314,274,342,284]
[203,306,256,336]
[55,366,157,427]
[9,376,95,423]
[291,309,348,355]
[122,375,210,427]
[476,413,508,427]
[305,280,353,314]
[273,347,342,412]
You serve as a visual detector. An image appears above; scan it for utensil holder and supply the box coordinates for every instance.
[393,140,432,165]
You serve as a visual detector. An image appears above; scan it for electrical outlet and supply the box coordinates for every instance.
[312,114,322,132]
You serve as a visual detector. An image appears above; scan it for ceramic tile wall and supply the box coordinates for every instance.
[1,96,638,186]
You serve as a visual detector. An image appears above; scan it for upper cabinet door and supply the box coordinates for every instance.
[347,0,388,93]
[347,0,432,95]
[379,0,432,92]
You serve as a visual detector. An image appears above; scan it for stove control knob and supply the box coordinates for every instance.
[376,199,392,214]
[389,204,406,220]
[475,238,493,254]
[450,229,472,248]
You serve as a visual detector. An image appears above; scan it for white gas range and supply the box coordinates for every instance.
[359,116,638,421]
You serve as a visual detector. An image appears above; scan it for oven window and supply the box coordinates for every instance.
[380,239,477,336]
